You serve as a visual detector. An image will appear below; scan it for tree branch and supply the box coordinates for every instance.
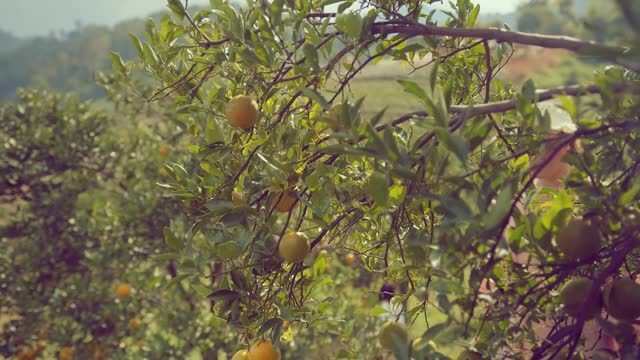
[371,23,627,60]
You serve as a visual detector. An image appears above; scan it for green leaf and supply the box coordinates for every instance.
[167,0,186,21]
[369,171,389,207]
[521,79,536,101]
[208,289,240,301]
[467,5,480,27]
[620,177,640,206]
[152,253,180,261]
[191,283,212,297]
[216,241,241,259]
[129,33,144,59]
[420,322,448,341]
[369,305,390,316]
[109,52,126,75]
[483,185,515,230]
[257,318,283,337]
[397,80,427,103]
[298,87,331,110]
[164,226,183,251]
[435,128,468,163]
[335,12,363,39]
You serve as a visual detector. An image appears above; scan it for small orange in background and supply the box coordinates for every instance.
[247,340,280,360]
[232,191,248,207]
[16,349,37,360]
[345,252,357,265]
[115,282,131,298]
[159,146,169,158]
[272,192,297,213]
[59,346,74,360]
[128,317,142,331]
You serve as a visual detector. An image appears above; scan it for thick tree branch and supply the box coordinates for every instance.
[370,23,627,60]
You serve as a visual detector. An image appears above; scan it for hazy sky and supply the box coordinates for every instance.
[0,0,525,37]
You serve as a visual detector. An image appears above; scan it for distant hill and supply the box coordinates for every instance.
[0,29,26,53]
[0,18,147,100]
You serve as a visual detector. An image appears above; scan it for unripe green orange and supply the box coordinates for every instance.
[603,277,640,321]
[556,219,601,261]
[559,277,601,319]
[378,320,408,350]
[226,95,259,129]
[278,231,310,263]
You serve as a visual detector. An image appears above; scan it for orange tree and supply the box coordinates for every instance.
[112,0,640,359]
[0,87,239,358]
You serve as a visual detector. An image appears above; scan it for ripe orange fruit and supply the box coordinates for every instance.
[128,317,142,331]
[232,191,248,207]
[159,146,169,157]
[115,283,131,298]
[16,349,37,360]
[247,340,280,360]
[226,95,259,129]
[59,346,74,360]
[272,192,297,213]
[232,349,249,360]
[278,231,310,263]
[378,320,408,350]
[345,252,357,265]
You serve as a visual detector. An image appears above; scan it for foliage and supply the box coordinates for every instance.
[111,0,640,358]
[1,0,640,359]
[0,87,236,359]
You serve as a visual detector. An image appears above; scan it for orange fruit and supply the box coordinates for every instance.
[604,277,640,320]
[16,349,37,360]
[556,219,601,261]
[378,321,408,350]
[232,191,248,207]
[59,346,74,360]
[247,340,280,360]
[272,192,297,213]
[559,277,602,319]
[115,283,131,298]
[128,317,142,331]
[159,146,169,157]
[278,231,310,263]
[232,349,249,360]
[226,95,259,129]
[345,252,357,265]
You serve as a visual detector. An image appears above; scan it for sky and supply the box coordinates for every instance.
[0,0,526,37]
